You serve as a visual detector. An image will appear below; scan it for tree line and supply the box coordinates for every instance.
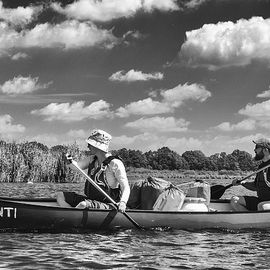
[113,147,257,171]
[0,140,257,183]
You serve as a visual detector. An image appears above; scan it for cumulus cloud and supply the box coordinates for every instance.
[257,87,270,98]
[215,119,256,131]
[0,114,25,135]
[239,100,270,120]
[161,83,211,107]
[51,0,179,22]
[179,17,270,69]
[0,20,118,56]
[143,0,179,12]
[235,100,270,129]
[109,69,164,82]
[116,83,211,117]
[0,76,50,95]
[31,100,112,121]
[0,1,42,26]
[125,116,189,132]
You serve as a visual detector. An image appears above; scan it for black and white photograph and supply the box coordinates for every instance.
[1,0,270,269]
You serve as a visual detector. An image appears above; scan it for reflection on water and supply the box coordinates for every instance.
[0,182,265,270]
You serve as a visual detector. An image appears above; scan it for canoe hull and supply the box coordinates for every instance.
[1,197,270,231]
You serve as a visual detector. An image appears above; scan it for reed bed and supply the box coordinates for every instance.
[0,141,86,183]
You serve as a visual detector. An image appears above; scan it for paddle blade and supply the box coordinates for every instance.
[210,185,227,200]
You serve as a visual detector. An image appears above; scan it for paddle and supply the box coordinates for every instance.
[211,163,270,199]
[70,159,143,230]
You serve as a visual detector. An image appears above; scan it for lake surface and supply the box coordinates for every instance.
[0,181,268,270]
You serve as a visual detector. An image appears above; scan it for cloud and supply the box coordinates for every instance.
[111,132,203,154]
[116,83,211,117]
[123,30,147,40]
[116,98,171,117]
[184,0,210,9]
[0,114,25,135]
[161,83,211,107]
[178,17,270,69]
[0,76,51,95]
[143,0,179,12]
[51,0,179,22]
[236,100,270,129]
[239,100,270,120]
[0,20,118,56]
[11,52,28,61]
[165,136,203,153]
[109,69,164,82]
[0,1,42,26]
[215,119,256,131]
[257,87,270,98]
[125,116,189,132]
[31,100,112,121]
[200,133,268,156]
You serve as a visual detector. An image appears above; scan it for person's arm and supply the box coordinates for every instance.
[76,157,92,170]
[111,159,130,211]
[232,177,257,191]
[241,180,257,191]
[66,154,93,170]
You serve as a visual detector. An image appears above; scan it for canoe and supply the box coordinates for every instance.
[1,197,270,232]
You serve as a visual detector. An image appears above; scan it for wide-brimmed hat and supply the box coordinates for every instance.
[86,129,112,153]
[253,138,270,150]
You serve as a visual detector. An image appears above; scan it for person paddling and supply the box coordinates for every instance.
[230,138,270,211]
[56,129,130,213]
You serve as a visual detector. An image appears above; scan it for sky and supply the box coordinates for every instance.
[0,0,270,156]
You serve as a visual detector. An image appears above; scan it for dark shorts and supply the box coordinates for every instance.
[63,192,86,207]
[63,192,113,209]
[244,196,260,211]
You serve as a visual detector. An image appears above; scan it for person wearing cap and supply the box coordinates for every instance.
[56,129,130,213]
[230,138,270,211]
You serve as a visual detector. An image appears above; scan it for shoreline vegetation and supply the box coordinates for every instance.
[0,140,257,184]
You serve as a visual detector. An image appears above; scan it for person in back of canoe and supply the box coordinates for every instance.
[56,129,130,213]
[230,138,270,211]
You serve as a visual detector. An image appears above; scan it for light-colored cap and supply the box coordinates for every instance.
[86,129,112,153]
[253,138,270,150]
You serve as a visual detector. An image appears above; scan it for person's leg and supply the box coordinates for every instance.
[56,191,72,208]
[75,200,87,209]
[258,201,270,211]
[230,196,248,211]
[76,200,112,209]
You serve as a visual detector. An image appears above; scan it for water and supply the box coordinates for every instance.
[0,181,268,270]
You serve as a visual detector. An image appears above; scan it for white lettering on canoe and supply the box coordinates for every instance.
[0,207,17,218]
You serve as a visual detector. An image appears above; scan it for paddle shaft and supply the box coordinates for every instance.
[222,163,270,190]
[70,160,143,229]
[211,163,270,199]
[236,163,270,185]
